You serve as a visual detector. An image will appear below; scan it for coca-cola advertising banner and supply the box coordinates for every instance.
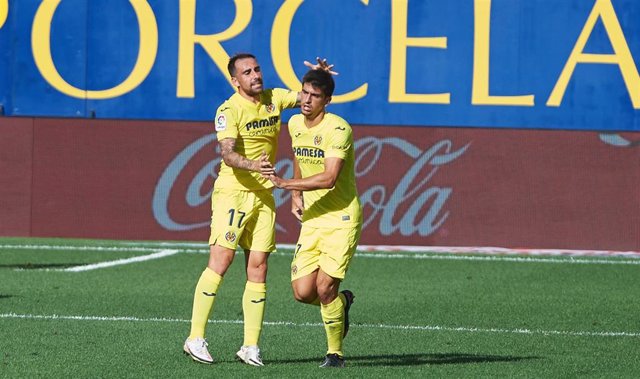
[1,117,638,251]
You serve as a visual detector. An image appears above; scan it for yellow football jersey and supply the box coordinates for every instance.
[288,113,362,228]
[214,88,298,190]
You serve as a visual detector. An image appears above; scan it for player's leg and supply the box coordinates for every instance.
[317,273,347,368]
[291,270,320,304]
[316,270,341,304]
[237,249,268,367]
[190,244,235,339]
[184,244,234,364]
[236,189,274,366]
[317,270,345,362]
[290,225,322,305]
[317,226,360,368]
[184,188,248,364]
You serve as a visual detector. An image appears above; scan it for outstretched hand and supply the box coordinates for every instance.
[304,57,339,76]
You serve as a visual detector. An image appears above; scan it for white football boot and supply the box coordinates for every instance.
[183,337,213,364]
[236,345,264,366]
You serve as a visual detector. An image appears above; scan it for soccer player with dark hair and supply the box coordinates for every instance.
[269,69,362,368]
[183,54,335,367]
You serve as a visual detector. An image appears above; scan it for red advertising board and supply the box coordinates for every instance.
[1,117,638,251]
[0,118,33,235]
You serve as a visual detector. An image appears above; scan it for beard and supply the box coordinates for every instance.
[244,80,263,96]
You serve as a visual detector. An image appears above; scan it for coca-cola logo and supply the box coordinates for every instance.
[152,135,470,237]
[354,137,470,236]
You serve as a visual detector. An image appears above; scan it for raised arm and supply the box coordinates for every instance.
[303,57,339,76]
[296,57,339,104]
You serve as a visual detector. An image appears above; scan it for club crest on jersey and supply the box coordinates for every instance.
[266,103,276,113]
[291,265,298,276]
[313,135,323,146]
[215,114,227,131]
[225,231,237,243]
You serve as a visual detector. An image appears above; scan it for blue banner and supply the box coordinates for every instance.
[0,0,639,130]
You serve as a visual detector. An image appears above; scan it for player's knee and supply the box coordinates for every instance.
[292,292,309,303]
[292,287,316,304]
[246,265,267,283]
[208,247,235,275]
[248,261,267,274]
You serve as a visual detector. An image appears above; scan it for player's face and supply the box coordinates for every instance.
[231,58,263,98]
[300,82,330,118]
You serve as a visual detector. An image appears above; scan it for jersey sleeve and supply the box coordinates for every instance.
[288,114,301,138]
[272,87,299,110]
[325,122,352,160]
[214,101,238,140]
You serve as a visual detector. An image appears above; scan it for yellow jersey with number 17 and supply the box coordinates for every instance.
[288,112,362,229]
[214,88,298,190]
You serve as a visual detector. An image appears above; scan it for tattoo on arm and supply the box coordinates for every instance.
[219,138,257,171]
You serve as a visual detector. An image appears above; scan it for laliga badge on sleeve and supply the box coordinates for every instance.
[215,114,227,131]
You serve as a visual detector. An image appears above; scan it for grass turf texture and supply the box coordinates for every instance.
[1,237,639,378]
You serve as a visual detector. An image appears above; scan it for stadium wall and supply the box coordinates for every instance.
[1,117,638,251]
[1,1,639,251]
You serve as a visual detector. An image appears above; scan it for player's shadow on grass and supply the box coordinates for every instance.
[0,263,80,270]
[275,353,539,366]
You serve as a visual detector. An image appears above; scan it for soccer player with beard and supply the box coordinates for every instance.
[269,69,362,368]
[183,54,336,367]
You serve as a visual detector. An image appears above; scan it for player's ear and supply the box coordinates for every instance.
[231,76,239,88]
[325,96,332,106]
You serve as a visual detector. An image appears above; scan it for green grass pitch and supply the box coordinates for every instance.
[1,237,639,378]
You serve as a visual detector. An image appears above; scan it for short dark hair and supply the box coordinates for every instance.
[228,53,256,77]
[302,69,335,97]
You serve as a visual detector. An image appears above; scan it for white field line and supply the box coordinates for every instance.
[2,242,639,257]
[1,312,639,338]
[0,244,165,253]
[355,245,640,258]
[352,252,640,265]
[2,243,640,266]
[58,249,179,272]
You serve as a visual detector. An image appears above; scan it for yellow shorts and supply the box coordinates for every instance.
[291,224,361,281]
[209,188,275,253]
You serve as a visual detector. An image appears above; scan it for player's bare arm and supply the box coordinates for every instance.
[219,138,274,175]
[270,157,344,191]
[289,158,304,220]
